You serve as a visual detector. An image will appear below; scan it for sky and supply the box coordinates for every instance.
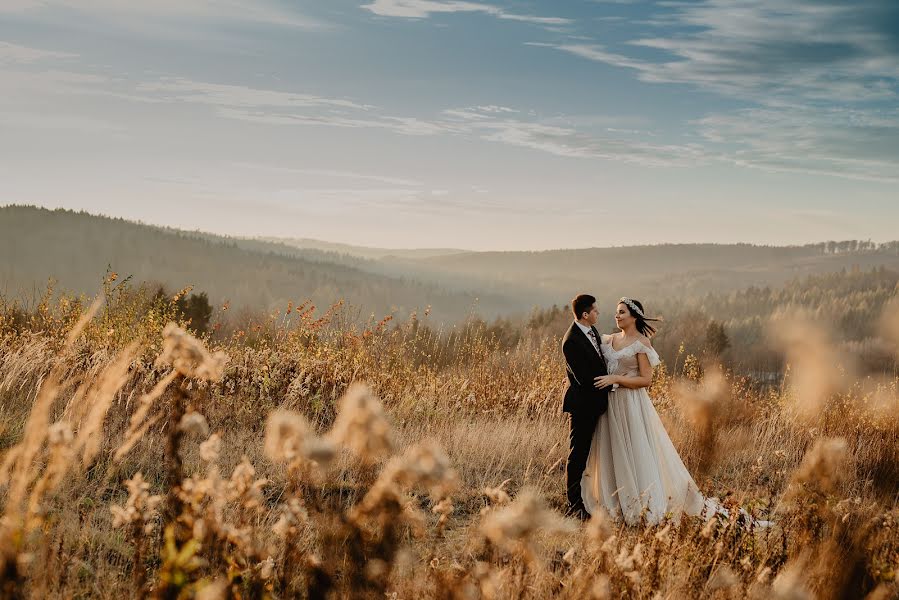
[1,0,897,250]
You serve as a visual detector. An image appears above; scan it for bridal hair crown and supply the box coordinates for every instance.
[619,297,646,318]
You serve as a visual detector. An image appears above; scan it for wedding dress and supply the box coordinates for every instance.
[581,335,732,525]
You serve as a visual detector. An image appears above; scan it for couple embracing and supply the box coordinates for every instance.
[562,294,730,525]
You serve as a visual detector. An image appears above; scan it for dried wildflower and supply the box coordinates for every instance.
[402,499,428,537]
[653,522,672,543]
[264,409,336,471]
[768,314,852,423]
[110,472,163,531]
[673,366,730,475]
[227,457,267,510]
[586,507,615,546]
[613,541,643,573]
[707,565,739,590]
[257,556,275,580]
[265,409,309,463]
[199,433,221,463]
[483,479,512,509]
[47,422,73,445]
[355,441,459,521]
[433,497,454,532]
[590,574,611,600]
[195,578,228,600]
[771,562,813,600]
[272,498,308,538]
[179,412,209,437]
[156,322,228,381]
[397,441,459,498]
[782,437,848,504]
[700,514,718,538]
[326,383,393,463]
[481,488,576,552]
[472,561,502,600]
[364,558,389,581]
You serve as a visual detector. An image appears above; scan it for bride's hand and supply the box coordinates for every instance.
[594,375,617,389]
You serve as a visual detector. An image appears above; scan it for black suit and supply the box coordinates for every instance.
[561,322,610,514]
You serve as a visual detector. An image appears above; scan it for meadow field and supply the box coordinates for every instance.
[0,283,897,599]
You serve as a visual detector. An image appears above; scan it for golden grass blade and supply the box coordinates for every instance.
[74,342,139,468]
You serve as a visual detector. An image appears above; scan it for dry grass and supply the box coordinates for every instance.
[0,291,897,599]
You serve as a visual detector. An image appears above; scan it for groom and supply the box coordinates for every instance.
[562,294,610,519]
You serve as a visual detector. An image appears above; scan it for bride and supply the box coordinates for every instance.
[581,297,750,526]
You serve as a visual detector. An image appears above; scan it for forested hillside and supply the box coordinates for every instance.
[4,205,899,334]
[524,267,899,376]
[386,241,899,310]
[0,206,505,322]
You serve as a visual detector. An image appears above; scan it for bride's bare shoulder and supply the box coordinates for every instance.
[637,335,653,347]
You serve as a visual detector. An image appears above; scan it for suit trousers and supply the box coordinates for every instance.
[566,410,600,512]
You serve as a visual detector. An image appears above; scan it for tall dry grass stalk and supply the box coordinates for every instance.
[0,292,897,598]
[767,312,853,425]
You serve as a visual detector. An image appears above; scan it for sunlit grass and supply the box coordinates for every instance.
[0,287,897,599]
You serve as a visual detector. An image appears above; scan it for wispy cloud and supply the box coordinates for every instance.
[0,41,77,64]
[127,76,700,166]
[528,0,899,182]
[695,106,899,183]
[441,105,705,166]
[362,0,571,25]
[136,79,373,111]
[230,162,423,187]
[536,0,899,103]
[1,0,330,30]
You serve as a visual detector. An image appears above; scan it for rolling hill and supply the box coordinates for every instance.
[3,205,898,324]
[0,206,505,322]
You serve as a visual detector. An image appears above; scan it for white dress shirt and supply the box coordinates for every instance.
[574,320,602,356]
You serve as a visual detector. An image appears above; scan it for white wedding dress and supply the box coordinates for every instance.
[581,335,722,525]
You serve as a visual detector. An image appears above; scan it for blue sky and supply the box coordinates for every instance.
[1,0,897,250]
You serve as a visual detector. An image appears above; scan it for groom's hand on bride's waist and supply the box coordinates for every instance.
[594,374,618,390]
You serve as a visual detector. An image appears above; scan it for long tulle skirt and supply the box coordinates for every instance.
[581,386,710,525]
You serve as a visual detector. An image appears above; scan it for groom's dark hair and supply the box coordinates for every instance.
[571,294,596,320]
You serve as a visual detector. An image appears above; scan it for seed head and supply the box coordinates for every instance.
[157,322,228,381]
[783,437,849,503]
[179,412,210,437]
[327,383,393,463]
[481,488,575,551]
[199,433,222,463]
[264,409,336,468]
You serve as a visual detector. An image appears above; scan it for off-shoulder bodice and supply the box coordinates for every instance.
[600,334,660,376]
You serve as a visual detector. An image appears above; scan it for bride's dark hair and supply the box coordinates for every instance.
[620,298,662,338]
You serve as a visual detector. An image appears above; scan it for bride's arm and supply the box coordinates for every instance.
[610,354,653,389]
[594,352,654,390]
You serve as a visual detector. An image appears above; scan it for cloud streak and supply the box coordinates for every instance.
[537,0,899,103]
[132,78,704,166]
[362,0,571,25]
[1,0,330,30]
[528,0,899,182]
[0,41,77,64]
[695,106,899,183]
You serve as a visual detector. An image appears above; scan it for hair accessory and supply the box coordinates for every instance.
[619,297,646,318]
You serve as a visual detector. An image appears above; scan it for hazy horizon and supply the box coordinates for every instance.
[1,1,897,250]
[7,204,899,254]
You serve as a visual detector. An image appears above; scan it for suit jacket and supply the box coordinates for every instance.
[562,322,610,416]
